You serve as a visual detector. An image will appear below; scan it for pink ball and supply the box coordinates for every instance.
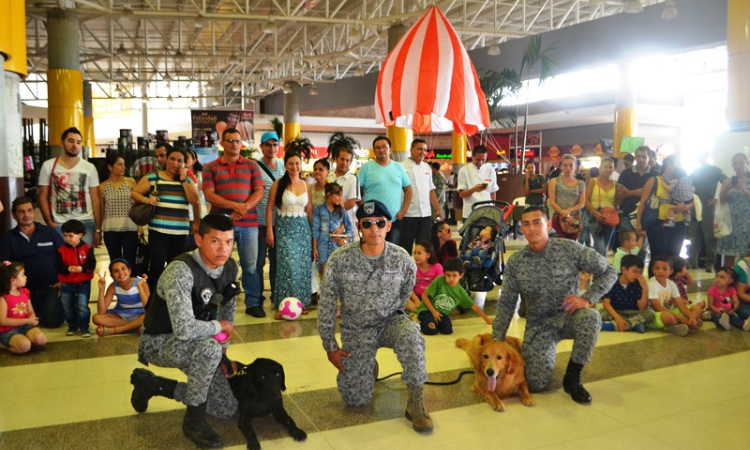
[213,332,228,342]
[278,297,304,321]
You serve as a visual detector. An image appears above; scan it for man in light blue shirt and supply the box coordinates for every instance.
[357,136,412,245]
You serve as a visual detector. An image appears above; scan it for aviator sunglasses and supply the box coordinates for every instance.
[360,219,387,229]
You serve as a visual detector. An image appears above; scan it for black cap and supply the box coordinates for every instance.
[356,200,392,221]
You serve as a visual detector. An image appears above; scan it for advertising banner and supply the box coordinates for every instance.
[191,110,255,144]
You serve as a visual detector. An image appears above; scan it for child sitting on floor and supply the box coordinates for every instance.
[92,259,150,336]
[416,258,493,335]
[463,225,496,269]
[669,256,707,319]
[612,229,644,273]
[0,262,47,354]
[707,266,750,331]
[647,255,694,336]
[406,241,443,312]
[601,255,655,333]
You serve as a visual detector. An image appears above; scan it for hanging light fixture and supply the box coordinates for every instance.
[116,42,128,56]
[231,83,242,92]
[194,14,207,29]
[261,59,273,71]
[623,0,643,14]
[211,98,220,106]
[141,92,149,103]
[167,96,174,105]
[282,82,293,94]
[163,71,173,82]
[189,97,198,107]
[487,42,501,56]
[262,19,278,34]
[309,84,319,96]
[174,49,185,62]
[661,0,678,20]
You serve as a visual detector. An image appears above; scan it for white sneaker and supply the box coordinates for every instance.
[742,320,750,332]
[719,313,731,330]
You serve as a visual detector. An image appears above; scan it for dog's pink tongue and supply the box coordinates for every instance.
[487,375,497,392]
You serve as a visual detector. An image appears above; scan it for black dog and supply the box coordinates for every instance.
[224,356,307,450]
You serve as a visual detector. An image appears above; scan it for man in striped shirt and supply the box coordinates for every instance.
[203,128,266,318]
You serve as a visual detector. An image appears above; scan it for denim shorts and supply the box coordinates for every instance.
[0,325,34,347]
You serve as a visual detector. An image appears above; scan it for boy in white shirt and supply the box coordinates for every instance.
[646,255,691,336]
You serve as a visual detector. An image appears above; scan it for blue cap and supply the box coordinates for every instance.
[356,200,392,221]
[261,131,280,144]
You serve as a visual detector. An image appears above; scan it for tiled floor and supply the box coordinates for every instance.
[1,233,748,450]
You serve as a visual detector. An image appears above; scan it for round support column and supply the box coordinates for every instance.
[613,62,637,159]
[83,81,96,156]
[283,82,301,144]
[714,0,750,174]
[0,0,26,232]
[46,8,84,155]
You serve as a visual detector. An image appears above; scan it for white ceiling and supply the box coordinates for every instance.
[25,0,671,104]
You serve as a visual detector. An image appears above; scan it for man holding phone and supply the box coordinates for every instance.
[457,145,499,220]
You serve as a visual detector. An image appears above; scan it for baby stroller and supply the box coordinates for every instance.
[458,200,510,292]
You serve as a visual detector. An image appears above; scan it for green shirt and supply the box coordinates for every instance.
[417,276,475,315]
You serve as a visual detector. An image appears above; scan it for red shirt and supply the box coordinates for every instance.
[0,288,31,333]
[202,156,264,227]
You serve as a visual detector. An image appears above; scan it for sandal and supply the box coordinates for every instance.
[273,311,284,321]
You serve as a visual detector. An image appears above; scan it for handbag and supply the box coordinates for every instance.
[597,181,620,227]
[641,177,660,230]
[714,200,732,239]
[559,214,583,234]
[128,177,159,226]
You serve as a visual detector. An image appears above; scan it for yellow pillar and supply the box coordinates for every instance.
[726,0,750,129]
[715,0,750,174]
[47,69,84,146]
[83,81,96,156]
[613,63,637,157]
[46,8,84,152]
[0,0,27,77]
[386,126,413,160]
[283,122,300,145]
[451,131,467,165]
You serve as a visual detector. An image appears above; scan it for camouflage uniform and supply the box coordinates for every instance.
[492,238,617,392]
[318,242,426,407]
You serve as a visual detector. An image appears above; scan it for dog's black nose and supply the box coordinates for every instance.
[486,368,495,377]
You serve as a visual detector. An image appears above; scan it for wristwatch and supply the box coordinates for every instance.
[95,229,102,233]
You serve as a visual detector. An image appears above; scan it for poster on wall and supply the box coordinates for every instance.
[191,110,255,144]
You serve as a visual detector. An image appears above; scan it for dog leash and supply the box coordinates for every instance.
[376,369,474,386]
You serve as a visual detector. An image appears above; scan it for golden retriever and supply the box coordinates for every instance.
[455,333,535,411]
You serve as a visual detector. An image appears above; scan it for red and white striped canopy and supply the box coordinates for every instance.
[375,6,490,136]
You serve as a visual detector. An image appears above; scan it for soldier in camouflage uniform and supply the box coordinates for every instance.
[493,206,617,404]
[318,200,432,432]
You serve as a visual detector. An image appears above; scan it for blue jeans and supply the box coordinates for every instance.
[55,218,96,246]
[592,223,617,256]
[737,302,750,321]
[257,225,277,301]
[463,249,492,268]
[646,222,687,277]
[235,226,261,309]
[386,219,403,246]
[60,281,91,331]
[418,310,453,335]
[147,230,189,294]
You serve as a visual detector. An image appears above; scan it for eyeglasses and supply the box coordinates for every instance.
[223,139,242,144]
[360,219,387,229]
[439,227,451,233]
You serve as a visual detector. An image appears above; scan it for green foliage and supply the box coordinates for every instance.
[284,136,313,162]
[479,68,522,129]
[327,131,361,160]
[269,117,284,138]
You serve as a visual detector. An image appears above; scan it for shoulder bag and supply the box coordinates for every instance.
[128,176,159,226]
[597,181,620,227]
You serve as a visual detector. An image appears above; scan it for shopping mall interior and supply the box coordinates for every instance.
[1,1,749,449]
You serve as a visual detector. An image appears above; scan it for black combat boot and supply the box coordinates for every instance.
[562,360,592,404]
[182,402,223,449]
[130,368,177,413]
